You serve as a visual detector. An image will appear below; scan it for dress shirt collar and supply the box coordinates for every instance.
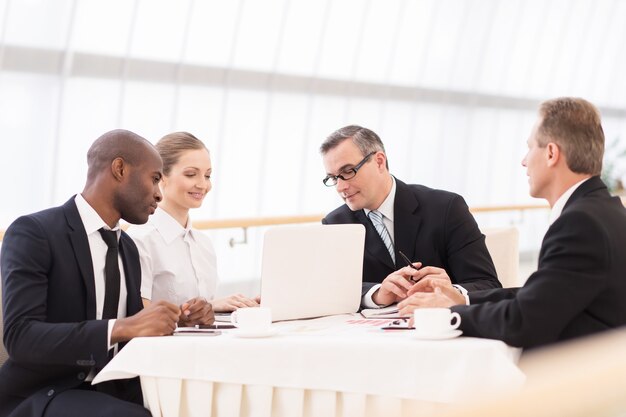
[364,175,396,222]
[152,207,193,244]
[549,178,590,224]
[74,193,120,236]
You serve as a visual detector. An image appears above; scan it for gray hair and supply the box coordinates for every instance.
[537,97,604,176]
[320,125,389,169]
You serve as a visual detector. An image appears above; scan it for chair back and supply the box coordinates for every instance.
[483,227,520,288]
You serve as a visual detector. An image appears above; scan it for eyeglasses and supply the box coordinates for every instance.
[323,151,376,187]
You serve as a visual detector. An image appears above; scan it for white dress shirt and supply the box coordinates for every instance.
[74,194,127,377]
[549,178,590,225]
[127,207,219,306]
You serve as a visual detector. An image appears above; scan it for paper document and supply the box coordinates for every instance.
[360,304,409,319]
[214,312,232,323]
[173,327,222,336]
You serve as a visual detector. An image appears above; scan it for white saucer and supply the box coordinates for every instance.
[230,328,279,338]
[410,329,462,340]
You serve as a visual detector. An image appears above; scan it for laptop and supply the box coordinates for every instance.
[260,223,365,321]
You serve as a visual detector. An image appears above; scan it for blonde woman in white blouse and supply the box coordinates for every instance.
[127,132,259,321]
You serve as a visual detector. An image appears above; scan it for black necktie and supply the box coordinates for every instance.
[98,228,120,320]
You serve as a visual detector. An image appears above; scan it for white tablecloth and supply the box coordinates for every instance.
[94,315,524,417]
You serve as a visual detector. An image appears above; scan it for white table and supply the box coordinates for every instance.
[94,315,524,417]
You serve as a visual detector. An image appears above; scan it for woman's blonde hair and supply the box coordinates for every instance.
[155,132,207,176]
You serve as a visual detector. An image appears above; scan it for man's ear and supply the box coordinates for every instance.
[546,142,561,167]
[111,157,126,182]
[375,151,387,171]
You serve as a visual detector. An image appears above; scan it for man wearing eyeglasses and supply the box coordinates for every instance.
[320,125,501,308]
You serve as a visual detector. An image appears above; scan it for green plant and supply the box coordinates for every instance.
[602,137,626,193]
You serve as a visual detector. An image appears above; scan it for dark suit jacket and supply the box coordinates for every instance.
[452,177,626,349]
[322,178,500,297]
[0,198,144,417]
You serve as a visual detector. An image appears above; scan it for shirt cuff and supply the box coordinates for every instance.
[361,284,383,309]
[107,319,118,351]
[452,284,470,305]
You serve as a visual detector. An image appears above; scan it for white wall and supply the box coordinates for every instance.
[2,0,626,287]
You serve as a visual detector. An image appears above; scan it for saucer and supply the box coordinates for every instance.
[230,328,279,338]
[410,329,462,340]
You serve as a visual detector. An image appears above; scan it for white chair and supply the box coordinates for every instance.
[483,227,520,288]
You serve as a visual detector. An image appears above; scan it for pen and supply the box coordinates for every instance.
[381,326,415,330]
[398,250,421,283]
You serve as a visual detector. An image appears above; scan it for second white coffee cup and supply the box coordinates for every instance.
[413,308,461,335]
[231,307,272,332]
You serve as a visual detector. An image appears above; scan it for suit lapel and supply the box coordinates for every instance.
[393,179,422,264]
[63,198,97,319]
[356,209,396,269]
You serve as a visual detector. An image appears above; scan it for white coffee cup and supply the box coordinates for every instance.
[413,308,461,335]
[231,307,272,332]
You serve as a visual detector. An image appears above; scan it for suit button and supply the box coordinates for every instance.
[77,372,86,380]
[47,389,55,397]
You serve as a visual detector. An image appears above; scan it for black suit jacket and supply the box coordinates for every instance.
[452,177,626,349]
[322,178,500,297]
[0,198,144,417]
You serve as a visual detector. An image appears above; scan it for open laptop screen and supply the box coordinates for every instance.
[260,224,365,321]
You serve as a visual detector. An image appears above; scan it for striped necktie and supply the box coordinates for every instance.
[368,210,395,263]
